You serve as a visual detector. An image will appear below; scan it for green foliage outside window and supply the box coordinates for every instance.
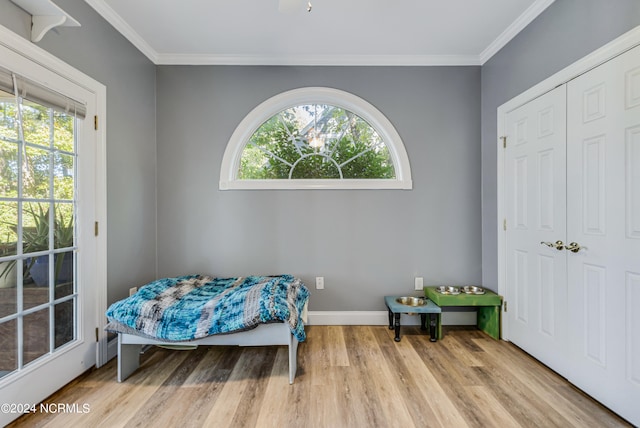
[239,105,395,180]
[0,92,75,255]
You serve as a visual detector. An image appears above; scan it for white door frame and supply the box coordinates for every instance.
[497,25,640,341]
[0,24,108,365]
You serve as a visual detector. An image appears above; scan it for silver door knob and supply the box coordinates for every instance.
[540,240,565,250]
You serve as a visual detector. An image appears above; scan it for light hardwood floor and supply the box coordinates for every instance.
[9,325,631,428]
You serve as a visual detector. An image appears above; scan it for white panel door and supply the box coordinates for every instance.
[566,45,640,424]
[504,86,569,374]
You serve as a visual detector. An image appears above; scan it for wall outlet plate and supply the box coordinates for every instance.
[414,277,424,290]
[316,276,324,290]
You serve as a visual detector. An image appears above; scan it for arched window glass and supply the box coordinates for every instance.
[220,87,412,190]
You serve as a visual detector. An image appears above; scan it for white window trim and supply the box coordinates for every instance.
[219,87,412,190]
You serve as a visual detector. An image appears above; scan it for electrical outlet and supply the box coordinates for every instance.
[414,277,424,290]
[315,276,324,290]
[129,287,138,296]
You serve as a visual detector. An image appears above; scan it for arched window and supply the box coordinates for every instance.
[219,87,412,190]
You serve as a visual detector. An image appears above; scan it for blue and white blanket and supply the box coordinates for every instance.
[106,275,309,342]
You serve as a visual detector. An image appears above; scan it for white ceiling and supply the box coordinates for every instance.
[84,0,555,66]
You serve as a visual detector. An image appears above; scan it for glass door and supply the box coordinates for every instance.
[0,46,98,425]
[0,81,79,377]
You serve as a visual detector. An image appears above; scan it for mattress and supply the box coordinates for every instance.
[106,274,310,342]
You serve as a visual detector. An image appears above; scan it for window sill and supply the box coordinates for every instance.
[219,178,413,190]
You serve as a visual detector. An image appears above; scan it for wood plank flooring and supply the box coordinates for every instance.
[9,325,631,428]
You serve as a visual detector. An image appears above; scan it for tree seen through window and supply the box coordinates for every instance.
[239,104,395,180]
[0,90,75,258]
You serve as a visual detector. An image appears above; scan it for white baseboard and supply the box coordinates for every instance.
[306,311,476,326]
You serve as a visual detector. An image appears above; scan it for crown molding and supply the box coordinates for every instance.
[155,53,481,66]
[86,0,553,67]
[479,0,556,65]
[84,0,158,64]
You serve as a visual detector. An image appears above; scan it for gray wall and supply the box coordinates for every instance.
[6,0,634,312]
[480,0,640,289]
[156,66,481,311]
[0,0,158,305]
[0,1,29,35]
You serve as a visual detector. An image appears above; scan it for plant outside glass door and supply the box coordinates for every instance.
[0,85,78,379]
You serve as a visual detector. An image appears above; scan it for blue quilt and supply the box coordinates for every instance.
[106,275,310,342]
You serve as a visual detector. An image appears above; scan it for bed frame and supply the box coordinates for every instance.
[117,322,300,384]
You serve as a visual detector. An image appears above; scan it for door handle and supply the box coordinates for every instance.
[566,242,587,253]
[540,240,565,251]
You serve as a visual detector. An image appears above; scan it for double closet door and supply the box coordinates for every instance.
[504,45,640,425]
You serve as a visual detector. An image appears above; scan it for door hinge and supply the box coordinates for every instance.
[94,221,99,237]
[94,115,98,130]
[95,327,99,342]
[500,136,507,148]
[503,218,507,231]
[503,301,507,312]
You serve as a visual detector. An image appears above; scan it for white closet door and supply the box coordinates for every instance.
[504,86,569,375]
[566,45,640,423]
